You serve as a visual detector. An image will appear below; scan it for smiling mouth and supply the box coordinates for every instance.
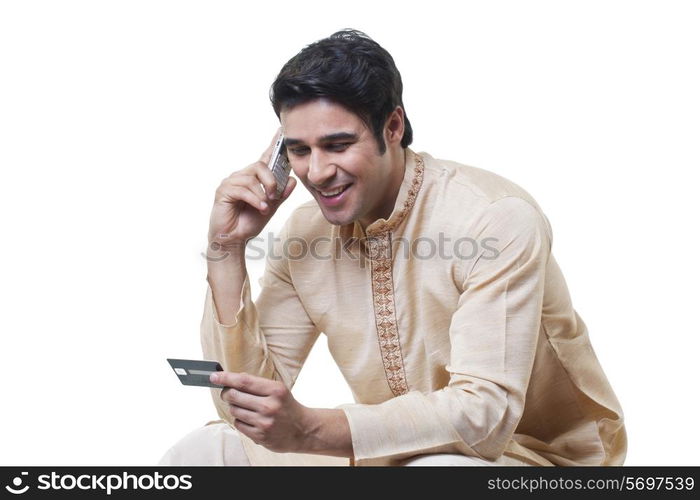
[317,184,352,198]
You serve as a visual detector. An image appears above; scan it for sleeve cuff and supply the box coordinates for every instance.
[339,391,473,465]
[207,274,251,329]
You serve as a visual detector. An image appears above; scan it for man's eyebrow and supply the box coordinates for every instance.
[284,132,359,147]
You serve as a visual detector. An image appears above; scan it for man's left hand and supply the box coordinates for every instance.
[211,371,313,453]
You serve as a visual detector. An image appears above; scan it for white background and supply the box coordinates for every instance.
[1,0,698,465]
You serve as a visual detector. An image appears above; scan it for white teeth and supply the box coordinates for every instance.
[320,185,348,197]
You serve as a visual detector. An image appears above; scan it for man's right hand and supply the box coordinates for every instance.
[208,130,296,252]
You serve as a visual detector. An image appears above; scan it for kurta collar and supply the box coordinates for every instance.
[335,148,425,244]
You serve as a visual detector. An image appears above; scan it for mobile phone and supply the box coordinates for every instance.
[268,134,291,198]
[167,358,224,388]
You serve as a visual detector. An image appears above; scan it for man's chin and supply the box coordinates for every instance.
[318,207,355,227]
[324,216,354,227]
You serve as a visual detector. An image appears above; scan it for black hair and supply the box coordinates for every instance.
[270,29,413,154]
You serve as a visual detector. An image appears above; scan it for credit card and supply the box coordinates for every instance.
[167,358,224,388]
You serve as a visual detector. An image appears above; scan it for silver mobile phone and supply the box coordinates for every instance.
[268,134,291,198]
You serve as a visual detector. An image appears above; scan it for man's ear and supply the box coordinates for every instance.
[384,106,405,146]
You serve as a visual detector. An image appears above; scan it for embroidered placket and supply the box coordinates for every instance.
[367,154,425,397]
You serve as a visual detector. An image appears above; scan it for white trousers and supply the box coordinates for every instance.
[158,421,526,466]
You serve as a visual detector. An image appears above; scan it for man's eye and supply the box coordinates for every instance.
[289,147,309,156]
[327,143,350,152]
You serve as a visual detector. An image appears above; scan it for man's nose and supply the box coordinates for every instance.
[307,150,337,187]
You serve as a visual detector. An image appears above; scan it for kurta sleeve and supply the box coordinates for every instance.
[200,220,321,424]
[340,196,552,464]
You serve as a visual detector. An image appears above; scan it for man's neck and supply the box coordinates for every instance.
[358,147,406,230]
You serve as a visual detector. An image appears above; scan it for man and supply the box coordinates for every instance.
[159,29,626,466]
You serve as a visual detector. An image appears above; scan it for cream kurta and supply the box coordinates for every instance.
[201,149,627,466]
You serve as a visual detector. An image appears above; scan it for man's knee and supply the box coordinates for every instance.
[158,421,250,466]
[401,453,507,466]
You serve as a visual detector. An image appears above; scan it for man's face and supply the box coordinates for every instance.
[280,99,397,227]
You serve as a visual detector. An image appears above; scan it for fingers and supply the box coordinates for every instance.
[232,418,260,443]
[248,161,282,200]
[212,371,282,397]
[222,162,280,201]
[217,373,285,437]
[217,175,268,211]
[226,403,259,425]
[215,129,291,212]
[220,386,267,413]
